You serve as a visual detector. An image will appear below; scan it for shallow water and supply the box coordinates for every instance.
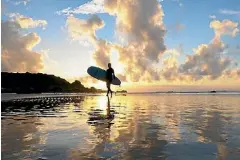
[1,94,240,160]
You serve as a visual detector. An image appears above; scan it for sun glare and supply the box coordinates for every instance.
[97,96,108,111]
[95,81,106,89]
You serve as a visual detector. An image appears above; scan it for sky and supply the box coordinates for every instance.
[1,0,240,92]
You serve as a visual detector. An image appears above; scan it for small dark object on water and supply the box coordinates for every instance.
[210,91,217,93]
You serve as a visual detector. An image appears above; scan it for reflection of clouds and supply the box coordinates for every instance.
[182,95,240,158]
[89,96,168,159]
[164,112,181,141]
[36,103,87,132]
[39,134,47,145]
[2,95,240,159]
[1,117,40,159]
[185,98,227,142]
[149,95,182,141]
[23,133,33,142]
[217,143,228,160]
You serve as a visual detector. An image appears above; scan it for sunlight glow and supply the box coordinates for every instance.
[97,96,108,111]
[91,81,106,89]
[110,49,124,74]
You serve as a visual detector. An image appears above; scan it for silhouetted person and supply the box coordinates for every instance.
[106,63,115,97]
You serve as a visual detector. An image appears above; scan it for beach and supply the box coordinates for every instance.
[1,93,240,159]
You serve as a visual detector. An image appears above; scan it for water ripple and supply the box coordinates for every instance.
[1,94,240,160]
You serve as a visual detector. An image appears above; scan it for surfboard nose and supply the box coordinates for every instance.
[87,66,92,73]
[87,68,90,73]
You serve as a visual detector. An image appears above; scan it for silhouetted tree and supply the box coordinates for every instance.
[1,72,105,94]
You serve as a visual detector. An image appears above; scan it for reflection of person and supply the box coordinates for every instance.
[106,96,110,118]
[106,63,115,97]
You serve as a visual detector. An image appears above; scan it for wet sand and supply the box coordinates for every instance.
[1,94,240,159]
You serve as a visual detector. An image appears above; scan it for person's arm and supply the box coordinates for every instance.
[112,69,116,79]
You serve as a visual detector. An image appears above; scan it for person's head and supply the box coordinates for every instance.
[108,63,111,68]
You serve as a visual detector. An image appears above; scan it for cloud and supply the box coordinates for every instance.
[64,1,239,84]
[93,39,112,68]
[223,68,240,79]
[161,50,180,81]
[65,0,167,83]
[116,74,127,82]
[115,44,161,82]
[219,9,240,16]
[8,13,47,29]
[1,20,44,72]
[56,0,184,16]
[178,19,239,80]
[78,75,98,84]
[41,49,61,75]
[15,0,30,6]
[159,20,240,82]
[105,0,166,61]
[172,0,183,7]
[105,0,166,82]
[209,15,216,19]
[66,15,104,42]
[56,0,105,15]
[210,19,239,38]
[66,15,112,69]
[64,0,167,78]
[7,0,31,6]
[179,41,232,80]
[160,49,196,82]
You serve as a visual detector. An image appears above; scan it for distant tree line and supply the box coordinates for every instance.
[1,72,105,94]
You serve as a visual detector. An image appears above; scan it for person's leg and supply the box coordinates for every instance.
[108,79,113,97]
[109,84,112,98]
[106,82,108,96]
[106,82,110,96]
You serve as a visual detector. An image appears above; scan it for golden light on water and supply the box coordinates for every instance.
[2,95,240,159]
[97,96,108,111]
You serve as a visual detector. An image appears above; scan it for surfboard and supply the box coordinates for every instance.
[87,66,121,85]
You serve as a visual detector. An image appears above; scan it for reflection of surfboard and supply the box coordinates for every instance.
[87,66,121,85]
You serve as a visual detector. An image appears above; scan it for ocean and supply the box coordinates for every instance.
[1,93,240,159]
